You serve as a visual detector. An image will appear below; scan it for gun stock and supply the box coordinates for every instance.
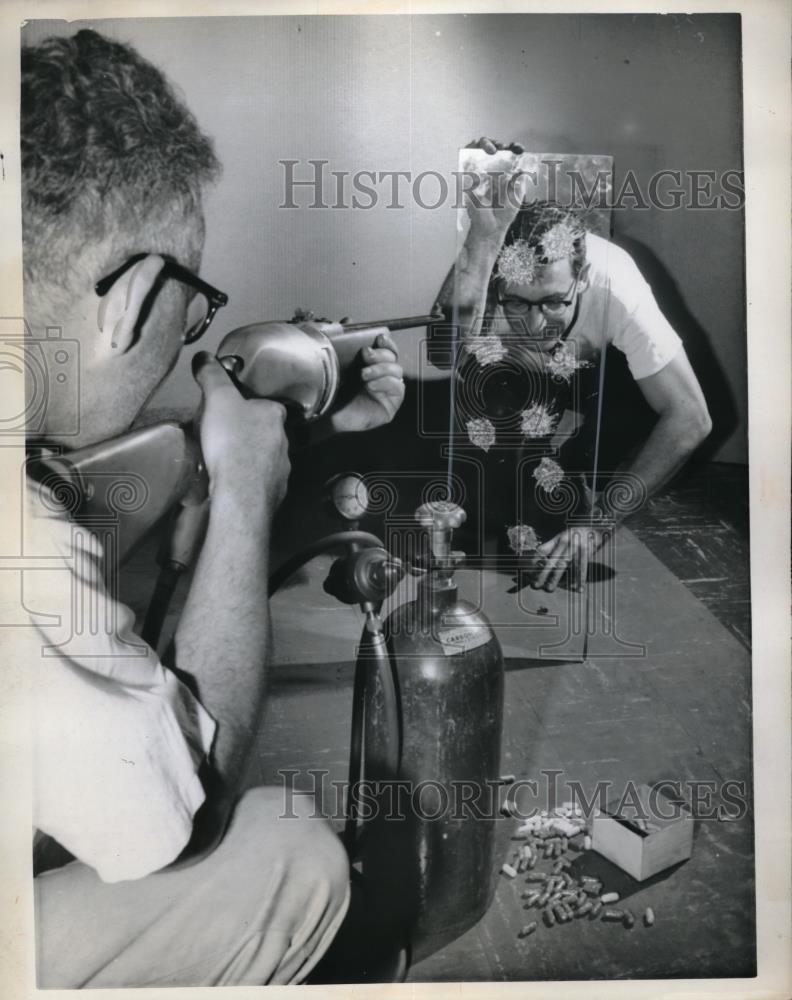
[32,422,205,563]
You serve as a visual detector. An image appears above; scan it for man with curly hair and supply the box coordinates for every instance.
[21,28,405,987]
[430,137,712,590]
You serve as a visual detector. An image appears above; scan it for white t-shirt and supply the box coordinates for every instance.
[7,480,216,883]
[485,232,683,380]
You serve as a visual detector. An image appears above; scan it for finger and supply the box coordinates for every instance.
[532,552,559,590]
[191,351,235,396]
[362,374,405,397]
[361,362,404,382]
[546,551,571,592]
[478,136,498,155]
[538,536,560,556]
[520,551,545,576]
[534,554,566,591]
[363,346,399,365]
[533,540,569,588]
[508,142,525,154]
[373,332,399,356]
[261,398,288,424]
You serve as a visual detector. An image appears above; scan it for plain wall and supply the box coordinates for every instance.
[23,14,746,462]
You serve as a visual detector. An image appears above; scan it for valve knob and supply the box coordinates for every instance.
[414,500,466,531]
[415,501,466,561]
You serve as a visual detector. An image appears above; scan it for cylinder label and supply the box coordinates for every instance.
[437,626,490,656]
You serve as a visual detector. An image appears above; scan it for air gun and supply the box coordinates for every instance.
[29,309,440,571]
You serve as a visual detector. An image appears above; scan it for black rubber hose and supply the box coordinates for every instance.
[345,627,401,859]
[343,652,367,855]
[267,531,385,596]
[141,565,182,650]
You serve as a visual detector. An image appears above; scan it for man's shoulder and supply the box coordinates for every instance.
[583,232,643,286]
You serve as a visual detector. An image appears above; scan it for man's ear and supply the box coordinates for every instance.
[576,262,592,292]
[96,255,166,355]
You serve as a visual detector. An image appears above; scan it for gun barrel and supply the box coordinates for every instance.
[341,311,441,333]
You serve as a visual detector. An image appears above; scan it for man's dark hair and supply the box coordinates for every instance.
[502,202,588,278]
[21,29,220,307]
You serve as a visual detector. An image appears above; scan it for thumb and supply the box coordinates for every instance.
[192,351,234,397]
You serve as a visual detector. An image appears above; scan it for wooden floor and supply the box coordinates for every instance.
[120,461,754,983]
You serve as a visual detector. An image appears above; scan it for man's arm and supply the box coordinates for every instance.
[168,355,291,861]
[621,347,712,498]
[168,337,406,865]
[533,348,711,591]
[432,236,503,348]
[429,139,527,364]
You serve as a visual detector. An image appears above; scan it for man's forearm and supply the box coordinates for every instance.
[433,234,501,344]
[174,489,274,792]
[601,412,708,523]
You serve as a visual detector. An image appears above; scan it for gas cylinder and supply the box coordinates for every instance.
[361,501,504,962]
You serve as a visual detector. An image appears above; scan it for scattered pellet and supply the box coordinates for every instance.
[601,908,626,922]
[644,907,655,927]
[589,900,603,918]
[518,921,538,938]
[537,891,550,907]
[543,909,556,927]
[622,910,636,929]
[517,858,528,873]
[576,901,593,917]
[600,892,620,904]
[525,873,546,883]
[501,863,518,879]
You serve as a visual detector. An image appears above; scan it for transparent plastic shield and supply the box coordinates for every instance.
[436,149,628,659]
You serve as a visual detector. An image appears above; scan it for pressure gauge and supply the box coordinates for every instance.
[326,473,370,522]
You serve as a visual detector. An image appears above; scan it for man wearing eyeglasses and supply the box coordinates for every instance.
[430,137,712,591]
[21,30,404,987]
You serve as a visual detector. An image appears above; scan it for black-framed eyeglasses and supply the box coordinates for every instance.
[497,277,579,320]
[95,253,229,345]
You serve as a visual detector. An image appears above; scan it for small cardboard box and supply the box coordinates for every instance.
[591,783,693,881]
